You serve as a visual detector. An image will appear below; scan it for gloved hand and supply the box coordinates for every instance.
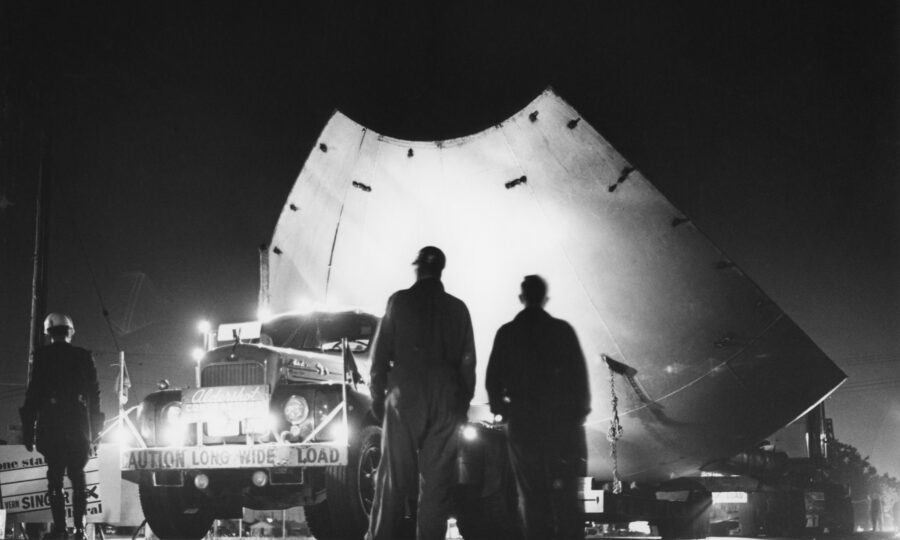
[371,399,385,423]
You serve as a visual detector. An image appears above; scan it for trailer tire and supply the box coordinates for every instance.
[305,426,416,539]
[138,483,214,540]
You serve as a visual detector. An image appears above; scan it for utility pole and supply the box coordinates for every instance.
[26,134,49,384]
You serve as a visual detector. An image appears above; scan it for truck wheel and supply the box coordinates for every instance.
[306,425,387,540]
[138,483,213,540]
[657,490,711,540]
[455,466,522,540]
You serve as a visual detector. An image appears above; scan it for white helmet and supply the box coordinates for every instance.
[43,313,75,334]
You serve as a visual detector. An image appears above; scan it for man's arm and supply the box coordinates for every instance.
[565,323,591,420]
[368,295,396,421]
[85,351,105,440]
[485,327,508,417]
[459,306,477,404]
[20,355,42,451]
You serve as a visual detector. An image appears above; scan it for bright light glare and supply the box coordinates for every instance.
[161,425,185,447]
[462,425,478,441]
[197,320,211,334]
[257,306,272,322]
[113,426,129,446]
[296,299,314,314]
[191,347,205,361]
[629,522,651,535]
[330,422,349,442]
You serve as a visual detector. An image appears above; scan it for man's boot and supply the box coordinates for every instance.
[72,487,87,540]
[44,489,68,540]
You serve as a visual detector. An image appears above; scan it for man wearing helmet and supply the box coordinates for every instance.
[20,313,104,540]
[366,246,477,540]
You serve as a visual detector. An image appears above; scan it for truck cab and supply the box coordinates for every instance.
[121,310,383,540]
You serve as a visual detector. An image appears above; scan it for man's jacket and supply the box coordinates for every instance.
[370,277,476,416]
[21,342,103,452]
[486,307,591,425]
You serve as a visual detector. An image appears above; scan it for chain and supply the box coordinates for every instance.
[606,357,623,494]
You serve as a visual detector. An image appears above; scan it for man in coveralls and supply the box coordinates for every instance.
[366,246,477,540]
[20,313,104,540]
[487,275,591,540]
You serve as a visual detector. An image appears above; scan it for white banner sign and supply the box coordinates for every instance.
[0,445,121,525]
[121,444,346,471]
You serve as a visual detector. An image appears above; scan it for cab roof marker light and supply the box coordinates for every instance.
[197,320,211,334]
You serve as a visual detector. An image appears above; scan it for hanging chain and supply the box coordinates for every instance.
[606,356,623,494]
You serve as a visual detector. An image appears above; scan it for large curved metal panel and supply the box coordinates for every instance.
[266,88,845,482]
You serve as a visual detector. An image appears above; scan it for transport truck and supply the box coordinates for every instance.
[120,310,388,540]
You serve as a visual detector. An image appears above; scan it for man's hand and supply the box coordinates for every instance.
[24,440,34,452]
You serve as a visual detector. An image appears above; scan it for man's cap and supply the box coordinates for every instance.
[412,246,446,271]
[43,313,75,334]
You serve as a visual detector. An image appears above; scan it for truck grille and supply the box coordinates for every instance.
[201,362,264,386]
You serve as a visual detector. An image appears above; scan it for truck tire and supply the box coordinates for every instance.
[657,490,711,540]
[138,483,213,540]
[306,425,387,540]
[455,467,522,540]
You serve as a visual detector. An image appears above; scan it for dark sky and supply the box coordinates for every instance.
[2,2,898,475]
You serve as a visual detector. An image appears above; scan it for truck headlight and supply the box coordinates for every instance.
[284,395,310,425]
[160,403,185,446]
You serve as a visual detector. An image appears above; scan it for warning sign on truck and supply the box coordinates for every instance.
[121,444,346,470]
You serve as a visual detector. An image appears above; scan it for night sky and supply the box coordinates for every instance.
[2,2,898,477]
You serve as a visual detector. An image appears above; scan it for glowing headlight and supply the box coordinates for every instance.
[160,403,185,446]
[284,396,310,425]
[462,425,478,441]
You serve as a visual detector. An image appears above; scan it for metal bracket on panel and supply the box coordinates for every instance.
[603,354,653,404]
[352,180,372,192]
[608,166,636,193]
[505,175,527,189]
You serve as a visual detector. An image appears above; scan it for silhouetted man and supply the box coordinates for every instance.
[487,275,591,540]
[21,313,103,540]
[366,246,477,540]
[871,496,883,531]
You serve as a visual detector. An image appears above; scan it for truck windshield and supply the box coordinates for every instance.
[261,311,378,353]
